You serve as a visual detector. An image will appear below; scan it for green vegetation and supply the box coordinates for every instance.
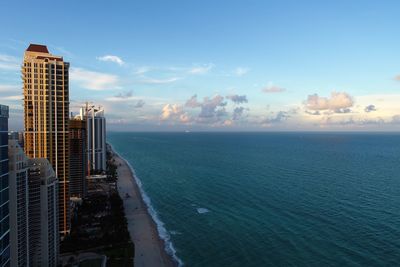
[106,149,118,182]
[61,190,134,266]
[61,146,134,266]
[104,245,135,267]
[61,193,133,249]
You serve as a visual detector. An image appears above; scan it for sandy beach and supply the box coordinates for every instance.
[111,148,177,267]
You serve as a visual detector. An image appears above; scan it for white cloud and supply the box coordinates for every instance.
[0,84,19,92]
[0,54,19,70]
[185,94,201,108]
[179,113,190,123]
[392,115,400,123]
[140,77,181,84]
[105,91,137,102]
[185,94,228,123]
[105,96,137,102]
[133,100,145,108]
[51,46,74,57]
[133,66,151,75]
[234,67,249,77]
[300,94,400,129]
[226,94,248,104]
[262,110,296,124]
[198,95,226,118]
[70,67,119,90]
[319,116,386,127]
[162,96,243,125]
[188,64,214,74]
[364,104,377,113]
[97,55,124,65]
[354,94,400,118]
[161,104,182,120]
[223,119,233,126]
[161,104,190,123]
[305,92,354,113]
[3,95,22,101]
[184,94,252,125]
[262,84,286,93]
[114,90,133,98]
[233,107,246,120]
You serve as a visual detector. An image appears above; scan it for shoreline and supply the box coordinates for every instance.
[109,144,179,267]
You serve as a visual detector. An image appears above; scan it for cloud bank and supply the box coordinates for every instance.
[305,92,354,114]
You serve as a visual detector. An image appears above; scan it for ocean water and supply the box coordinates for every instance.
[108,132,400,267]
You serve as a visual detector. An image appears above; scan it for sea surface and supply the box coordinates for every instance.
[108,132,400,267]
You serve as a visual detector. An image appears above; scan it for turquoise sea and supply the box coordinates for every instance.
[108,132,400,267]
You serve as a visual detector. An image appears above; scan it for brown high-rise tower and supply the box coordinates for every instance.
[69,118,87,198]
[22,44,70,235]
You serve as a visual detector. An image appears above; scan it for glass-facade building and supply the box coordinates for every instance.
[78,107,106,172]
[0,105,10,266]
[8,139,29,267]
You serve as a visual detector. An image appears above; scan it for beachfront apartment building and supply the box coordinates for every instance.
[8,139,29,267]
[28,158,59,267]
[0,105,10,267]
[22,44,70,235]
[78,106,106,173]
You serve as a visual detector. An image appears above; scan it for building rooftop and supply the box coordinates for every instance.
[26,44,49,53]
[24,44,64,61]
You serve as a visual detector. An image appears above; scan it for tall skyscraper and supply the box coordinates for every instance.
[28,158,59,267]
[8,140,29,267]
[22,44,70,235]
[78,106,106,172]
[0,105,10,266]
[69,118,87,198]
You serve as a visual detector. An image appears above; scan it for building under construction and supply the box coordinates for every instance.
[69,118,87,199]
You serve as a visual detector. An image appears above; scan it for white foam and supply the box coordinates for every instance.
[197,208,210,214]
[170,230,182,235]
[109,144,184,267]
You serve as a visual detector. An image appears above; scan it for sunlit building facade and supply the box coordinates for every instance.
[22,44,70,235]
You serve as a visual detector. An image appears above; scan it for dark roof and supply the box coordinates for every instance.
[36,55,63,62]
[26,44,49,53]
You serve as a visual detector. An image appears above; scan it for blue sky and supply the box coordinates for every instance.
[1,0,400,131]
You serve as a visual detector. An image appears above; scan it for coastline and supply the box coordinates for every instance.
[109,144,179,267]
